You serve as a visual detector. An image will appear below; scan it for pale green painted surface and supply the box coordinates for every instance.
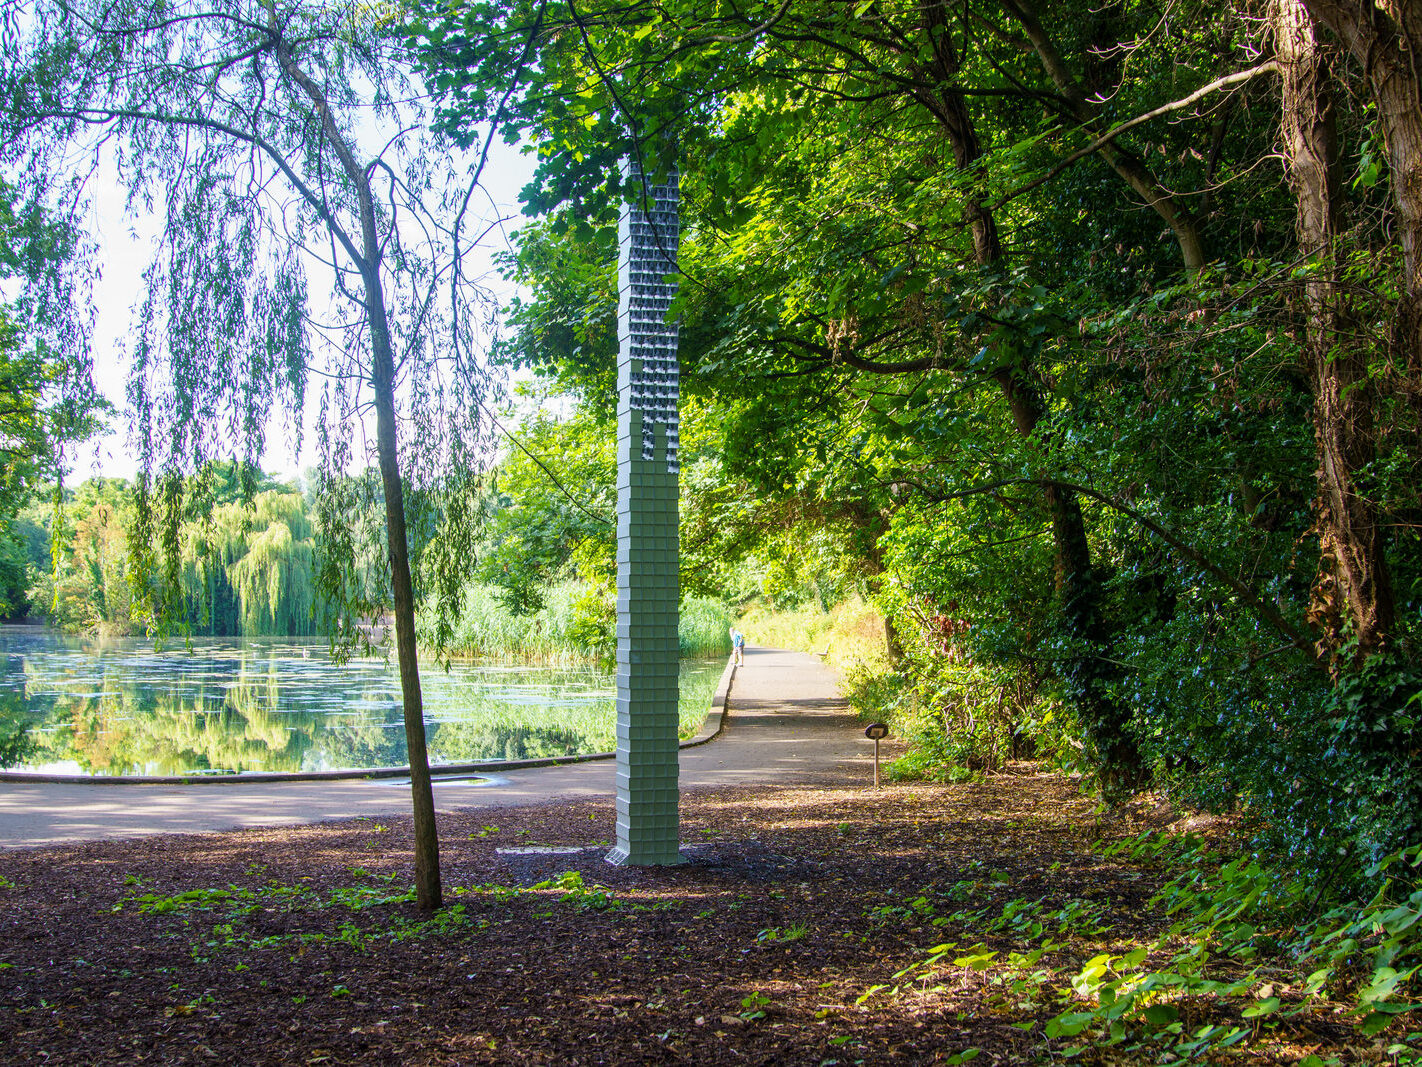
[609,163,683,866]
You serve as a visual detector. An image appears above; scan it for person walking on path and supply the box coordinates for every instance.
[729,627,745,667]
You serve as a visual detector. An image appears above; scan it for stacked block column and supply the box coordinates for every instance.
[607,160,683,866]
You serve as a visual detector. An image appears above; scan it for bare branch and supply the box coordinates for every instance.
[993,61,1282,211]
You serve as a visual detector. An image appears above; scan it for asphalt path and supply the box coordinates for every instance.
[0,647,877,847]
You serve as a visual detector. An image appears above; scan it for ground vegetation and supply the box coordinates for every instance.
[0,778,1415,1064]
[411,0,1422,882]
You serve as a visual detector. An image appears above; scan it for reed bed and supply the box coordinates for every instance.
[424,582,733,664]
[737,595,889,674]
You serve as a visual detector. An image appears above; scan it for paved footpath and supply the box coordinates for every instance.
[0,647,876,847]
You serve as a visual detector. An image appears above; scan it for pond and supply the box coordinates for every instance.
[0,625,725,777]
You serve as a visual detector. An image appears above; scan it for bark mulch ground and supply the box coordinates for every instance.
[0,774,1391,1064]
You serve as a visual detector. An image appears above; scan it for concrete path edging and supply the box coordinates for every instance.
[0,646,874,847]
[681,656,736,747]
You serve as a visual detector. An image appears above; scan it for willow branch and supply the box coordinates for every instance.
[23,104,365,268]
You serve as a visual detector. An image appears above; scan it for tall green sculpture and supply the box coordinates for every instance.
[607,160,682,866]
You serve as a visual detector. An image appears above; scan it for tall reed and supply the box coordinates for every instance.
[738,595,888,673]
[423,582,734,664]
[680,596,733,657]
[422,582,592,664]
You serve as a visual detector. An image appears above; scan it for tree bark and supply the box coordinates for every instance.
[1277,0,1396,655]
[995,367,1137,788]
[1303,0,1422,373]
[858,534,909,667]
[917,0,1003,265]
[370,305,443,913]
[916,0,1143,786]
[274,26,443,910]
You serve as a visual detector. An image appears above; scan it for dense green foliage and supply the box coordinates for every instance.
[0,182,107,618]
[409,0,1422,885]
[22,466,320,637]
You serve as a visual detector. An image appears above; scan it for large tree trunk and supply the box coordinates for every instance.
[1304,0,1422,372]
[1278,0,1396,655]
[916,0,1143,786]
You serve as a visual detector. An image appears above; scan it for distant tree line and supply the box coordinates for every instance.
[13,464,322,637]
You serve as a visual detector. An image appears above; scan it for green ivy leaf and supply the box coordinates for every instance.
[1241,996,1281,1018]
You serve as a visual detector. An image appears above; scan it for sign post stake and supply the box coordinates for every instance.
[865,723,889,790]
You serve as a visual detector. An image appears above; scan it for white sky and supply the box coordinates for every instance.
[71,135,538,484]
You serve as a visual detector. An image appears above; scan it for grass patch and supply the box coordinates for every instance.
[425,581,733,663]
[737,595,889,674]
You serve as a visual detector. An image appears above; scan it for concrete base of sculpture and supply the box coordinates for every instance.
[605,844,687,867]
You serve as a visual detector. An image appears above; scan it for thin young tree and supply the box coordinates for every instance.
[1,0,507,909]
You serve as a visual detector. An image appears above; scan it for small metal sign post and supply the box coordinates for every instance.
[865,722,889,789]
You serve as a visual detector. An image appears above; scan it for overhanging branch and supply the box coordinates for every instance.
[994,62,1281,210]
[29,104,366,270]
[902,475,1322,665]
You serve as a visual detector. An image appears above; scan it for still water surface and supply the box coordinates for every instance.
[0,625,723,777]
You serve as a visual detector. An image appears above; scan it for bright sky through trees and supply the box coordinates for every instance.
[70,136,536,482]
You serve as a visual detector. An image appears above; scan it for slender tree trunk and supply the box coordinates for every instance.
[917,0,1142,786]
[859,536,908,666]
[984,0,1228,778]
[1001,0,1208,272]
[274,25,443,910]
[370,312,443,912]
[1278,0,1396,655]
[916,1,1002,265]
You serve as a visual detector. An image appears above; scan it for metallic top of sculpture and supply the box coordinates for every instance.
[619,162,680,474]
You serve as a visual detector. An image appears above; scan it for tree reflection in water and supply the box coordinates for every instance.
[0,626,720,775]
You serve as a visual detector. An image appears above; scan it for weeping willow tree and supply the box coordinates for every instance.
[182,490,318,636]
[229,519,316,635]
[1,0,507,910]
[230,493,317,636]
[185,509,245,637]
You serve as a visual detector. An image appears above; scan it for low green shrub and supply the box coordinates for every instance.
[867,832,1422,1062]
[842,657,1078,781]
